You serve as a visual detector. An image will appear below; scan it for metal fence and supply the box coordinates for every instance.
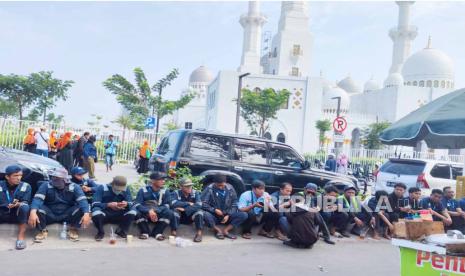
[304,148,464,175]
[0,118,158,163]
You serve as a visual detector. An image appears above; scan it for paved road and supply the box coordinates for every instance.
[1,237,399,276]
[93,162,141,185]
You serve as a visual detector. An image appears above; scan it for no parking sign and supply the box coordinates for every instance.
[333,117,347,133]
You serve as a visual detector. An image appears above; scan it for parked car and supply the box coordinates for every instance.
[149,129,359,194]
[373,158,463,195]
[0,147,64,193]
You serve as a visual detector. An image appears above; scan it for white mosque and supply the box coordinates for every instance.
[174,1,457,154]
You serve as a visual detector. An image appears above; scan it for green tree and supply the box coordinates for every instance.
[87,114,103,128]
[46,113,65,125]
[0,98,18,118]
[103,67,193,141]
[239,88,290,137]
[315,119,332,148]
[362,121,391,149]
[0,74,38,121]
[113,113,135,143]
[29,71,74,123]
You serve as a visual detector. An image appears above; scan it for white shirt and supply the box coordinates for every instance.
[35,131,49,150]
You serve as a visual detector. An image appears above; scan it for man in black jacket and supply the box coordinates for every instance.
[388,183,407,223]
[74,132,90,167]
[283,203,319,249]
[201,174,247,240]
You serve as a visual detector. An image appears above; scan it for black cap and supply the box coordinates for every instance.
[212,174,227,184]
[150,172,167,180]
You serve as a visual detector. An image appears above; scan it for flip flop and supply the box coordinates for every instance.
[15,240,26,250]
[224,233,237,240]
[155,234,165,241]
[242,233,252,239]
[215,232,225,240]
[193,234,202,243]
[139,233,149,240]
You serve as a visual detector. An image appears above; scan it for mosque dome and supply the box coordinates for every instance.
[384,72,404,88]
[363,77,381,92]
[402,37,454,88]
[322,86,350,114]
[337,76,361,94]
[189,66,214,84]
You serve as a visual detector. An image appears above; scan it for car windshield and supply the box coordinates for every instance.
[158,132,182,156]
[380,160,425,175]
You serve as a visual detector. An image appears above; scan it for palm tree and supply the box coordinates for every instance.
[315,119,332,148]
[114,114,133,144]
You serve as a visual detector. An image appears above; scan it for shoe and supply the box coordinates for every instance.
[34,230,48,243]
[258,230,275,239]
[139,233,149,240]
[340,231,351,238]
[69,229,79,241]
[241,233,252,239]
[15,240,27,250]
[95,232,105,241]
[115,229,127,239]
[323,237,336,245]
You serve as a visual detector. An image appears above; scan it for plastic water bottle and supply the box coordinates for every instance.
[60,222,68,240]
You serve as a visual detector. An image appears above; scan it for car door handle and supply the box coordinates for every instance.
[234,166,243,171]
[275,171,284,175]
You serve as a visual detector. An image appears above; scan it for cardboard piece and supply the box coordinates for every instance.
[405,220,444,240]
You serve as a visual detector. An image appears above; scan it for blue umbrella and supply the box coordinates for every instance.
[379,88,465,149]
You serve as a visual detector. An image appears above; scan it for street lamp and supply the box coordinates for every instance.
[235,72,251,134]
[331,96,342,153]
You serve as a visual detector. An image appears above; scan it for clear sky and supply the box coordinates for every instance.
[1,1,464,127]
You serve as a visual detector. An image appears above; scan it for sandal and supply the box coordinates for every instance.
[224,233,237,240]
[258,230,275,239]
[15,240,26,250]
[139,233,149,240]
[215,232,225,240]
[193,234,202,243]
[242,233,252,239]
[155,234,165,241]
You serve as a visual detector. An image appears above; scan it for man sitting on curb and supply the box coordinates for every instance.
[29,168,91,242]
[170,178,205,242]
[283,203,319,249]
[238,180,278,239]
[134,172,176,241]
[202,174,247,240]
[92,176,137,241]
[70,167,98,203]
[0,165,32,250]
[420,189,452,227]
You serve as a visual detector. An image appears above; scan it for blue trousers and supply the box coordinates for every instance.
[36,149,49,157]
[0,204,30,224]
[37,205,84,230]
[203,211,248,228]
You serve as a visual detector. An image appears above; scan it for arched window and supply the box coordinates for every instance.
[413,81,418,86]
[451,82,454,89]
[426,80,432,87]
[264,132,272,140]
[277,133,286,143]
[434,80,439,88]
[447,81,450,88]
[351,128,361,149]
[441,80,446,88]
[419,81,425,87]
[407,82,411,86]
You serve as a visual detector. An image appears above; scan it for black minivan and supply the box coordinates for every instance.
[150,130,358,194]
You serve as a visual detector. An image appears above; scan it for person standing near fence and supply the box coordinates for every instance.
[104,134,117,172]
[49,131,58,160]
[34,126,50,157]
[74,132,90,167]
[57,132,74,172]
[137,140,152,174]
[23,128,36,153]
[83,135,97,180]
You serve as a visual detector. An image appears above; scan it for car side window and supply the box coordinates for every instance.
[271,147,302,168]
[233,139,268,165]
[452,166,463,180]
[430,164,451,179]
[158,132,181,156]
[189,134,230,159]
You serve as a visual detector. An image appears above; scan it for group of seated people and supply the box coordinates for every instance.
[2,163,461,250]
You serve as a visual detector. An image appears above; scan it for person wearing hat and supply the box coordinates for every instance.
[91,176,136,241]
[0,165,32,250]
[169,177,205,242]
[134,172,176,240]
[238,179,278,239]
[201,174,248,240]
[29,168,91,242]
[334,185,370,238]
[70,167,98,202]
[295,183,335,244]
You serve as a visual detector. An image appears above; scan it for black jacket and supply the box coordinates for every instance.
[201,183,239,216]
[287,210,319,247]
